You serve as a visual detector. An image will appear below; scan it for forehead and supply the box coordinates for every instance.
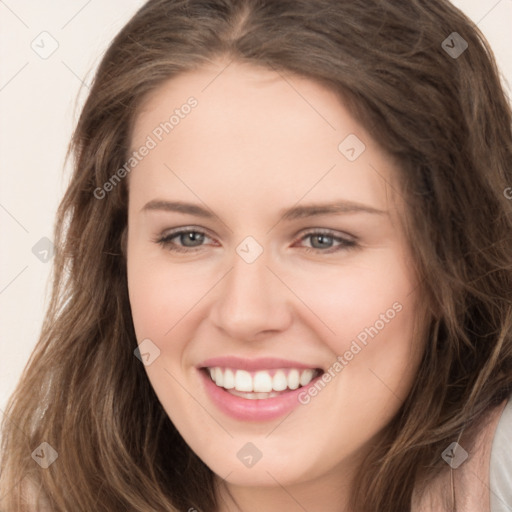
[128,61,402,218]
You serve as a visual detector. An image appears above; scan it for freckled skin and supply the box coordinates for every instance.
[126,59,424,512]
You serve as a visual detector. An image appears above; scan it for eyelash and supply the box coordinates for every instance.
[154,227,358,254]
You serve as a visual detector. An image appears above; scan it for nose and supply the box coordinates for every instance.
[209,247,293,341]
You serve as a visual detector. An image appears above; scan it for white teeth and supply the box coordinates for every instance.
[206,367,319,393]
[223,368,235,389]
[228,389,281,399]
[213,367,224,387]
[272,370,288,391]
[288,369,300,390]
[253,371,273,392]
[299,368,315,386]
[234,370,253,392]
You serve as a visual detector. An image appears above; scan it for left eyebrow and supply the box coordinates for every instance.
[278,201,387,221]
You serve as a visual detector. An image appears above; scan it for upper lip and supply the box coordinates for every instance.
[198,356,323,372]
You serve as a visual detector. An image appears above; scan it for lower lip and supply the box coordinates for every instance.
[198,369,323,421]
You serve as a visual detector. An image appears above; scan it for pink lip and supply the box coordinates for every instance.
[198,356,322,372]
[198,367,323,422]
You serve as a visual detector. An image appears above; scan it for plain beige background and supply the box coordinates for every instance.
[1,0,511,416]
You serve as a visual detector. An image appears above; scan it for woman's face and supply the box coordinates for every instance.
[126,60,424,502]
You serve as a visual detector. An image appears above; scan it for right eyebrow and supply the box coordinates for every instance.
[141,200,215,218]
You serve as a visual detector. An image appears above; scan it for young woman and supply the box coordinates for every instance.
[1,1,511,511]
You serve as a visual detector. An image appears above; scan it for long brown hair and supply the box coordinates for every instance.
[1,1,511,510]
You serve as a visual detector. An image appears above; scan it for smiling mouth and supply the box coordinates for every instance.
[201,366,323,399]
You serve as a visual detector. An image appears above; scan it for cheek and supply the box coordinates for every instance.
[293,273,421,461]
[284,249,418,356]
[126,254,205,420]
[292,249,422,411]
[127,251,210,343]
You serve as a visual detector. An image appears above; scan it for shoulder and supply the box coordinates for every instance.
[489,393,512,512]
[411,396,510,512]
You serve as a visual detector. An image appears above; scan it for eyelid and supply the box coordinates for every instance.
[158,225,214,240]
[294,227,356,241]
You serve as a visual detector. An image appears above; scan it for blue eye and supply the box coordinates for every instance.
[299,231,357,253]
[155,228,357,254]
[156,228,212,253]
